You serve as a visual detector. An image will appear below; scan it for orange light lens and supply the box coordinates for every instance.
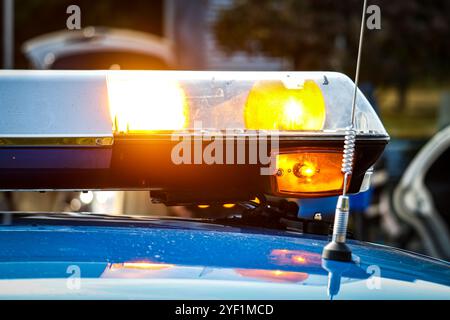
[272,151,344,196]
[244,80,326,130]
[222,203,236,208]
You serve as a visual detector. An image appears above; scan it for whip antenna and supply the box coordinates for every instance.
[322,0,368,262]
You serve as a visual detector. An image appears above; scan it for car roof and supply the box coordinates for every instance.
[0,213,448,299]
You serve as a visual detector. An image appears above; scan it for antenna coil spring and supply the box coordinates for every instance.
[341,127,356,175]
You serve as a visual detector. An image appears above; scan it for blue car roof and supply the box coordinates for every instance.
[0,214,449,299]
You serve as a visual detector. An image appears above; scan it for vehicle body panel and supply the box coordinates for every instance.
[0,216,448,299]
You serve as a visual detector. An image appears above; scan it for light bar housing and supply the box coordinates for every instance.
[0,70,388,201]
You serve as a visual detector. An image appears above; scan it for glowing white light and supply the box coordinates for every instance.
[80,191,94,204]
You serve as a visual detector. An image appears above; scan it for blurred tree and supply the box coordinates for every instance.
[213,0,450,111]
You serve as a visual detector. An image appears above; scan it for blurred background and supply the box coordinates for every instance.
[1,0,449,260]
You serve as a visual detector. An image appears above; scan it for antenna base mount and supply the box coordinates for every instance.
[322,241,352,262]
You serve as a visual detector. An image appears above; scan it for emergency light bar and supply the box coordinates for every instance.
[0,70,388,201]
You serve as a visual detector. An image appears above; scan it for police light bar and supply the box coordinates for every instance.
[0,70,388,201]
